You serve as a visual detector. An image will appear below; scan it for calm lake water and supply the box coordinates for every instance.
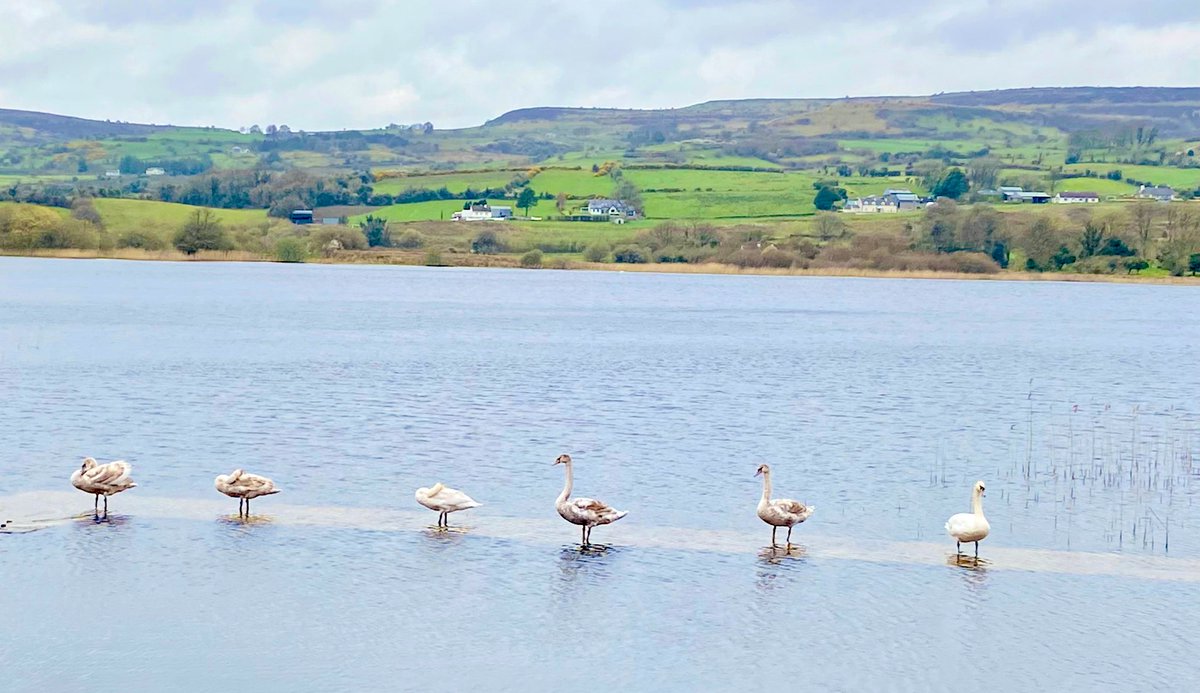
[1,257,1198,691]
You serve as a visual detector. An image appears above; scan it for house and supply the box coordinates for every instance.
[289,209,315,224]
[1053,191,1099,204]
[144,167,166,176]
[1017,191,1052,204]
[843,196,898,213]
[998,186,1026,201]
[1138,185,1175,202]
[451,203,512,221]
[104,170,121,178]
[586,199,638,218]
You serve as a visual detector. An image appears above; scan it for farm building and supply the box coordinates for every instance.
[843,196,898,213]
[882,189,920,209]
[1138,185,1175,202]
[1053,191,1099,204]
[1016,191,1052,204]
[289,209,315,224]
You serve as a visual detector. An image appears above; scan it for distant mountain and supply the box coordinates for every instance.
[3,87,1199,177]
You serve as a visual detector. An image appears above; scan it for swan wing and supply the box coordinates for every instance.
[436,487,480,509]
[572,497,626,524]
[771,498,814,521]
[237,473,278,494]
[87,461,134,487]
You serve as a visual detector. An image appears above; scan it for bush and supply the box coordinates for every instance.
[1097,237,1135,257]
[274,237,308,263]
[174,209,230,255]
[813,186,841,211]
[1122,258,1150,274]
[117,229,167,250]
[424,249,445,266]
[358,214,390,247]
[471,229,504,254]
[308,226,368,251]
[70,198,103,227]
[612,244,648,263]
[520,249,543,268]
[393,229,424,249]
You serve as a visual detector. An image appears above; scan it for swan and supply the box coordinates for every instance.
[946,480,990,557]
[70,457,137,516]
[415,482,482,527]
[215,469,280,516]
[553,454,626,547]
[755,463,814,549]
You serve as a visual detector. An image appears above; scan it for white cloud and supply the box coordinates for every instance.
[0,0,1197,130]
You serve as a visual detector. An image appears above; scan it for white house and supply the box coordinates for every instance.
[586,199,637,218]
[451,203,512,221]
[144,167,166,176]
[1053,191,1099,204]
[843,196,898,213]
[1138,185,1175,202]
[104,170,121,178]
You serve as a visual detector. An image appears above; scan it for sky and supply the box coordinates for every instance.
[1,0,1199,131]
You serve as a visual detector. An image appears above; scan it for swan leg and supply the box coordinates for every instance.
[956,540,961,555]
[974,541,979,558]
[786,526,793,549]
[581,525,588,547]
[771,526,777,547]
[440,512,447,528]
[94,494,99,515]
[103,494,108,517]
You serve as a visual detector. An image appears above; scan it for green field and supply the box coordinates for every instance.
[373,171,521,195]
[94,199,268,233]
[1063,163,1200,190]
[528,168,613,197]
[1055,177,1137,196]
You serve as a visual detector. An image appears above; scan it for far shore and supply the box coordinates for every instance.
[3,247,1199,286]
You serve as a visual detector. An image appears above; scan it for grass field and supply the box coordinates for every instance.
[528,168,613,197]
[1055,177,1137,196]
[94,199,268,234]
[373,171,521,195]
[1063,163,1200,190]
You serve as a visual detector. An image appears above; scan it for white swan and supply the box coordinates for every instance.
[215,469,280,516]
[946,480,990,557]
[415,482,482,527]
[553,454,627,547]
[755,463,814,548]
[70,457,137,516]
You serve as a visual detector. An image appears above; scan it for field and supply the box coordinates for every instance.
[1062,163,1200,190]
[373,171,522,195]
[93,199,268,234]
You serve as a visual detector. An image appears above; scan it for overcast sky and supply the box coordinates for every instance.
[2,0,1198,131]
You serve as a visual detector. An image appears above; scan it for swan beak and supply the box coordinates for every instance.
[753,469,762,477]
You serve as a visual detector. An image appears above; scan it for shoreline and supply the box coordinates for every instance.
[4,247,1199,286]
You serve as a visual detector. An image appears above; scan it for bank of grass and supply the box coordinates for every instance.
[94,198,268,235]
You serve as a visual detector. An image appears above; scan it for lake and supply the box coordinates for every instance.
[1,257,1198,691]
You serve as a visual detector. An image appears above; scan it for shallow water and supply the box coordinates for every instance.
[1,257,1198,691]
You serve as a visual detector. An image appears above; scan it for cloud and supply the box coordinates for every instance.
[0,0,1198,130]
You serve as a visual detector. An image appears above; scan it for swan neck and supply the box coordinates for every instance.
[557,462,573,503]
[761,470,772,501]
[972,489,984,516]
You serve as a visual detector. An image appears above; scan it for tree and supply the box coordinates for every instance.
[555,192,567,214]
[249,125,262,135]
[966,157,1001,191]
[614,179,644,215]
[1022,216,1061,271]
[958,206,1003,253]
[932,168,969,199]
[358,214,390,247]
[919,199,960,252]
[516,187,537,216]
[1189,253,1200,276]
[813,186,841,211]
[1079,220,1105,258]
[173,209,229,255]
[1129,200,1158,256]
[812,212,846,241]
[265,124,278,136]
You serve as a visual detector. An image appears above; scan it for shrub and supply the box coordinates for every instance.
[393,229,425,249]
[358,214,390,247]
[520,249,543,268]
[309,226,367,251]
[1122,258,1149,274]
[174,209,230,255]
[1098,237,1134,257]
[70,198,103,227]
[424,249,445,266]
[471,229,504,254]
[760,246,797,268]
[274,237,308,263]
[117,229,167,250]
[612,244,648,263]
[583,244,609,262]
